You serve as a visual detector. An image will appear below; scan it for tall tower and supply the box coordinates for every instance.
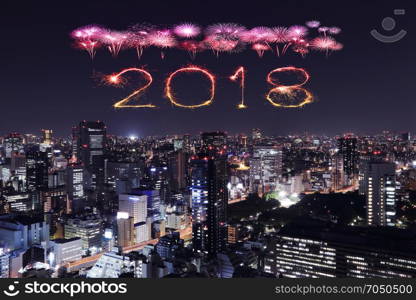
[249,145,283,195]
[362,161,396,227]
[118,194,147,224]
[77,121,106,191]
[338,135,358,182]
[191,132,228,257]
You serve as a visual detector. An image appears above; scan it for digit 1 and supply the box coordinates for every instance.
[230,66,247,109]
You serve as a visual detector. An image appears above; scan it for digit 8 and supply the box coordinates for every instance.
[265,66,313,108]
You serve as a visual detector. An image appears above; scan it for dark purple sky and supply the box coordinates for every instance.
[0,0,414,137]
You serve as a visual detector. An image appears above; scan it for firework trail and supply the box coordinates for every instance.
[271,27,290,56]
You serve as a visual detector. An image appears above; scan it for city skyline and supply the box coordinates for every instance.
[3,0,416,285]
[1,0,415,136]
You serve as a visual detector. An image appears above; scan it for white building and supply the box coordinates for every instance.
[50,238,82,266]
[249,146,283,194]
[134,222,150,243]
[166,212,187,230]
[118,194,147,224]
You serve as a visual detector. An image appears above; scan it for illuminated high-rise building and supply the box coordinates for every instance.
[116,212,135,248]
[26,149,49,192]
[66,162,85,214]
[201,131,227,154]
[3,133,23,158]
[337,135,358,179]
[249,146,283,194]
[190,154,228,257]
[168,150,186,192]
[76,121,106,191]
[361,161,396,227]
[118,194,147,224]
[42,129,53,145]
[265,218,416,278]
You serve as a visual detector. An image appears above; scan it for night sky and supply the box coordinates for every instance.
[0,0,414,137]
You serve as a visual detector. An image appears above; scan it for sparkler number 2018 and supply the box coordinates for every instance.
[106,66,313,109]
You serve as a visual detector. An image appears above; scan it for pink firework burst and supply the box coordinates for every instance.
[241,27,274,44]
[71,25,105,59]
[329,27,342,35]
[99,30,131,57]
[251,43,270,57]
[311,36,336,50]
[205,23,246,38]
[311,36,340,56]
[318,26,330,35]
[148,30,177,48]
[173,23,201,38]
[128,24,154,59]
[305,20,321,28]
[331,42,344,51]
[148,30,177,58]
[180,40,204,59]
[287,25,309,38]
[271,27,290,56]
[71,25,104,40]
[204,35,239,56]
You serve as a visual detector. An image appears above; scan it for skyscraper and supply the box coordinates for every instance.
[118,194,147,224]
[361,161,396,227]
[249,146,283,194]
[76,121,106,191]
[190,154,228,257]
[3,133,24,158]
[337,136,358,180]
[66,162,85,214]
[116,212,135,248]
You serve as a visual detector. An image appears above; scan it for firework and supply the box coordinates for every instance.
[318,26,330,35]
[71,22,343,59]
[311,36,342,56]
[128,24,154,59]
[229,66,247,109]
[251,43,270,57]
[332,42,344,51]
[241,27,274,44]
[165,66,215,108]
[173,23,201,38]
[205,23,246,38]
[99,30,130,57]
[329,26,342,35]
[271,27,290,56]
[180,40,204,59]
[306,20,321,28]
[204,35,240,56]
[106,68,155,108]
[287,25,308,38]
[148,29,177,58]
[71,25,105,59]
